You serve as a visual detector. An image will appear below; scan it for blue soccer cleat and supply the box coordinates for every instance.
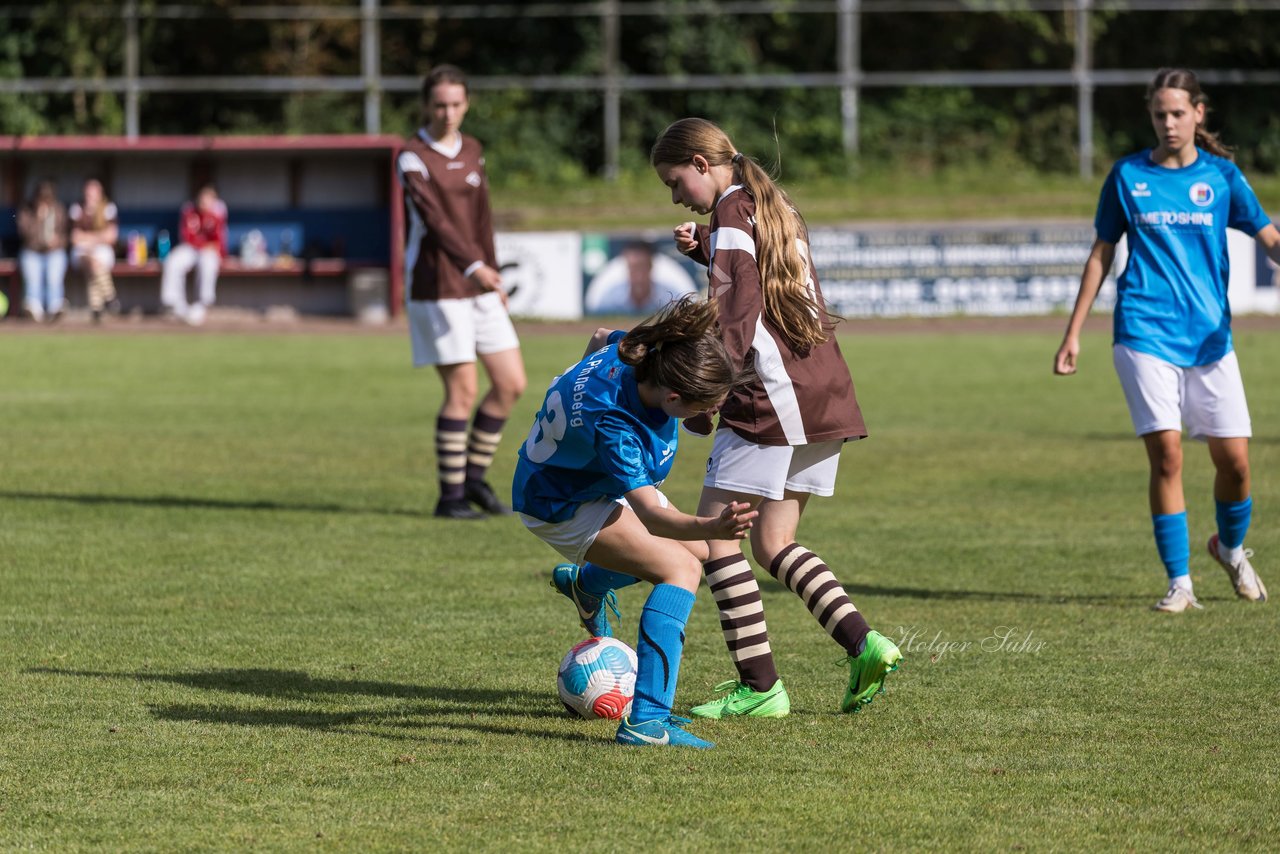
[551,563,620,638]
[615,716,714,749]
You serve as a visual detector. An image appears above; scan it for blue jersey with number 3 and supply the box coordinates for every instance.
[1095,147,1271,367]
[512,343,679,523]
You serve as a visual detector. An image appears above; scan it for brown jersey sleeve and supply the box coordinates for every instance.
[685,224,711,266]
[707,195,765,375]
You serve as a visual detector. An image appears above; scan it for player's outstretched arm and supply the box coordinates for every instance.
[1256,223,1280,270]
[1055,238,1116,376]
[625,485,756,542]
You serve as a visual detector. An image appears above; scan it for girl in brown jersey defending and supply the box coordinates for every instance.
[398,65,528,519]
[645,117,902,718]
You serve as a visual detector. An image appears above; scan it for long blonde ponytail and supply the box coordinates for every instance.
[651,118,833,353]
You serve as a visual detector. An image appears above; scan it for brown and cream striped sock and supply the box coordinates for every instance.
[436,415,468,502]
[703,554,779,691]
[769,543,871,656]
[464,409,506,484]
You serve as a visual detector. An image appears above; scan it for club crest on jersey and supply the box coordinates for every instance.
[466,171,482,188]
[1189,182,1214,206]
[1131,182,1151,198]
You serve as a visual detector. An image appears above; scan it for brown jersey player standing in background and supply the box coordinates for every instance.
[397,65,527,519]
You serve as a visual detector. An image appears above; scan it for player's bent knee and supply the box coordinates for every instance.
[681,539,710,562]
[653,553,702,593]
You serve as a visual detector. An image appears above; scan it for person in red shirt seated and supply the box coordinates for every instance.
[161,184,228,325]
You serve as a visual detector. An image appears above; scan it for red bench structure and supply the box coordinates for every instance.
[0,134,406,318]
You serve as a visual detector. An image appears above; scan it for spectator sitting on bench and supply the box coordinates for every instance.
[69,178,120,324]
[17,178,69,323]
[161,184,228,326]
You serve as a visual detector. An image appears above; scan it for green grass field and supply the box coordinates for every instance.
[2,323,1278,851]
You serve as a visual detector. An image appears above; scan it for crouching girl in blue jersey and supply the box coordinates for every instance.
[1055,67,1280,612]
[513,297,757,748]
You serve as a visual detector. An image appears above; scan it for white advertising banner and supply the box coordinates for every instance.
[495,231,583,319]
[494,223,1275,319]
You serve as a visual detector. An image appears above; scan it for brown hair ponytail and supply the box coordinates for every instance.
[616,296,746,405]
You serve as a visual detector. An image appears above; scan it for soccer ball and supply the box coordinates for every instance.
[556,636,637,720]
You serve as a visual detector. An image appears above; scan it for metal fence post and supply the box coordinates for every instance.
[602,0,621,181]
[362,0,381,134]
[839,0,860,157]
[124,0,140,138]
[1074,0,1094,180]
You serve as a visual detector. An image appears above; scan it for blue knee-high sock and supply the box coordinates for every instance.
[630,584,695,723]
[1216,497,1253,550]
[578,562,641,595]
[1153,512,1190,580]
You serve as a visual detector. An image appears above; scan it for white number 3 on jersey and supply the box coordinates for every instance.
[524,390,567,463]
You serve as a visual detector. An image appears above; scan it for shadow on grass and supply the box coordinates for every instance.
[847,583,1155,605]
[0,489,427,518]
[145,703,596,744]
[756,576,1149,605]
[26,666,592,743]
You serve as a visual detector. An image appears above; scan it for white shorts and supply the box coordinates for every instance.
[1113,344,1252,440]
[704,429,843,500]
[407,291,520,367]
[520,491,670,566]
[71,244,115,270]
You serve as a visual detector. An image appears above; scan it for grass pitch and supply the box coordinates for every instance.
[2,322,1278,851]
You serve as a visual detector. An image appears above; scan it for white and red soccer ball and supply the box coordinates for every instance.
[556,637,637,720]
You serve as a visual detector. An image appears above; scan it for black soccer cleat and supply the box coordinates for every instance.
[464,480,514,515]
[434,498,486,520]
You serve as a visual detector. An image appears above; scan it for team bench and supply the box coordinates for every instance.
[1,211,391,318]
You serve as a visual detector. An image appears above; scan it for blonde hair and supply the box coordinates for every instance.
[1147,67,1232,160]
[651,117,832,352]
[83,179,109,230]
[616,296,746,406]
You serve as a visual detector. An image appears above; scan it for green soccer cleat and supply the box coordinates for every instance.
[841,630,903,713]
[689,679,791,719]
[551,563,620,638]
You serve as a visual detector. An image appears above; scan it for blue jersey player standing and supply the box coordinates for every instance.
[1055,68,1280,613]
[514,297,757,748]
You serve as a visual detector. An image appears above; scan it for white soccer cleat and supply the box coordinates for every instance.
[1153,586,1203,613]
[1208,534,1267,603]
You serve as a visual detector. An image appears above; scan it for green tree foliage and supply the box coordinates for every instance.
[1,2,1277,177]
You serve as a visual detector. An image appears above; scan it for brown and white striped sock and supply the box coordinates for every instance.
[703,554,779,691]
[768,543,871,657]
[88,269,114,311]
[465,409,505,484]
[436,415,468,502]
